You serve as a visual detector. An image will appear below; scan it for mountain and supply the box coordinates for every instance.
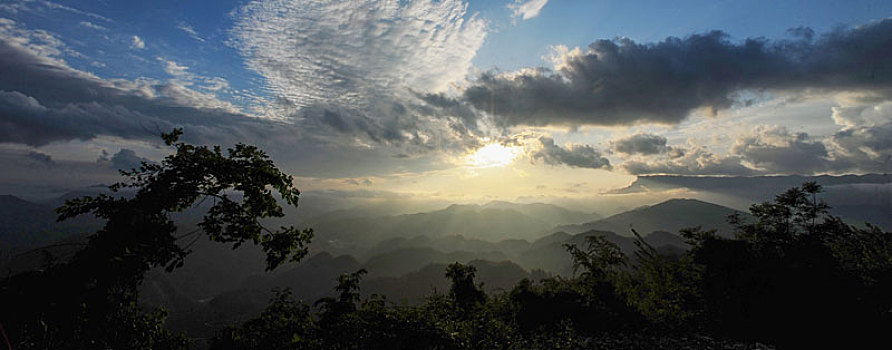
[0,194,101,252]
[307,204,556,249]
[363,259,547,304]
[551,198,746,238]
[362,247,509,278]
[517,229,690,275]
[149,251,363,338]
[609,174,891,229]
[518,230,630,275]
[480,201,601,226]
[362,235,529,260]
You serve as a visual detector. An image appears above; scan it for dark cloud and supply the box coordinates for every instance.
[417,92,480,131]
[612,133,668,155]
[25,151,54,166]
[618,123,892,176]
[108,149,150,171]
[343,178,373,186]
[0,25,251,146]
[464,19,892,127]
[532,137,611,169]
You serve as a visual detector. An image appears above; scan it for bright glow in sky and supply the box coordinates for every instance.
[466,143,523,168]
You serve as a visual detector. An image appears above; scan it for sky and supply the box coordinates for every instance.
[0,0,891,206]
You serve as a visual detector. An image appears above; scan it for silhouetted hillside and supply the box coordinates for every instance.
[0,194,101,252]
[149,251,362,338]
[363,259,546,304]
[363,235,531,260]
[362,247,509,278]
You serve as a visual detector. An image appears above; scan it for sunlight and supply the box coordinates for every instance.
[466,143,523,168]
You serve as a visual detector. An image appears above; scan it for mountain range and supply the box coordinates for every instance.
[3,188,876,340]
[551,198,746,238]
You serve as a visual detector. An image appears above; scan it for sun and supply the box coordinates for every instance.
[466,143,522,168]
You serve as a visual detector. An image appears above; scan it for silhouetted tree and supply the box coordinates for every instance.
[445,262,486,315]
[0,129,312,349]
[686,182,891,347]
[619,229,702,328]
[211,289,316,350]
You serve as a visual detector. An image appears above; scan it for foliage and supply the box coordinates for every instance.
[564,235,626,281]
[685,182,892,347]
[619,229,703,327]
[445,262,486,315]
[0,129,311,349]
[212,289,317,350]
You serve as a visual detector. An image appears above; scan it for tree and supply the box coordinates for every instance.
[0,129,313,349]
[445,262,486,315]
[564,235,626,282]
[687,182,890,347]
[211,289,317,350]
[620,229,702,328]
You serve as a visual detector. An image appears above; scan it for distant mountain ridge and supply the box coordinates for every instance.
[551,198,746,238]
[0,194,101,251]
[308,202,600,247]
[610,174,891,228]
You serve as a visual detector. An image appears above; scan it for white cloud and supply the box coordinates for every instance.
[831,92,892,128]
[177,22,205,42]
[508,0,549,21]
[230,0,487,110]
[227,0,491,154]
[157,57,231,93]
[130,35,144,49]
[160,58,189,78]
[78,21,106,31]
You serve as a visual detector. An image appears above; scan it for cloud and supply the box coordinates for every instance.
[231,0,485,106]
[130,35,145,49]
[621,145,755,176]
[229,0,488,149]
[0,18,468,184]
[730,125,830,174]
[78,21,105,31]
[828,122,892,172]
[343,178,373,186]
[0,19,251,146]
[617,121,892,176]
[612,133,668,155]
[160,58,189,78]
[831,94,892,128]
[1,1,112,22]
[106,148,150,170]
[177,22,205,42]
[463,19,892,128]
[25,150,53,166]
[508,0,549,21]
[531,137,611,169]
[156,57,230,92]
